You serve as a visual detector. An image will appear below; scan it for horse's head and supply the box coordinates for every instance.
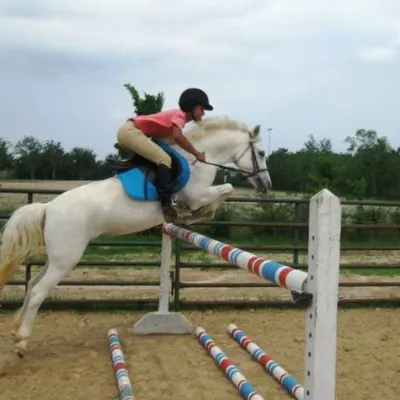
[232,124,272,192]
[184,116,272,192]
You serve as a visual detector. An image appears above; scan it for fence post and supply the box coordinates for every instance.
[303,189,341,399]
[173,240,182,311]
[293,203,300,265]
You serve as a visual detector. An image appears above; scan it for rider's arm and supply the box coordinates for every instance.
[171,126,202,158]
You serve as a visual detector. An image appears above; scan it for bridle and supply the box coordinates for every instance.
[194,132,269,181]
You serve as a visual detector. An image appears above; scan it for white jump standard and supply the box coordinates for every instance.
[132,229,193,335]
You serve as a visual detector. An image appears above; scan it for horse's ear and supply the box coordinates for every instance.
[252,125,261,137]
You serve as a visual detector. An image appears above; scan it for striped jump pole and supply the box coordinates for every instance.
[196,327,265,400]
[228,324,304,399]
[163,222,308,294]
[108,328,136,400]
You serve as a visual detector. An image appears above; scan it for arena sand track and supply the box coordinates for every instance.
[0,308,399,400]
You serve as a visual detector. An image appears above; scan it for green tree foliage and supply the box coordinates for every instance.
[66,147,98,180]
[41,140,65,179]
[0,138,14,170]
[266,129,400,200]
[123,83,165,115]
[344,129,398,198]
[13,135,43,179]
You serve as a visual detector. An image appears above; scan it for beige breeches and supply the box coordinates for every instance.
[116,120,172,168]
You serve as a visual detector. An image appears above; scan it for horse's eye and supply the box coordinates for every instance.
[259,150,265,158]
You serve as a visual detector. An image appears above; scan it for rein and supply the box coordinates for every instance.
[193,135,268,180]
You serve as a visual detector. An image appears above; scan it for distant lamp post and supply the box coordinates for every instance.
[267,128,273,156]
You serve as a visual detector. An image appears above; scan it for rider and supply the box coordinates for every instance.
[116,87,213,219]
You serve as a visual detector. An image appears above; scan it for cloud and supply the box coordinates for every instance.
[1,1,397,57]
[357,46,397,63]
[0,0,400,158]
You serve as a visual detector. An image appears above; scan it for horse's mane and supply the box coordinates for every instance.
[185,115,250,142]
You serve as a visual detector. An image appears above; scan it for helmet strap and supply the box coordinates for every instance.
[188,110,199,122]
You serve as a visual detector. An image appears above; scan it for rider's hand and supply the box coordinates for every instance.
[195,151,206,162]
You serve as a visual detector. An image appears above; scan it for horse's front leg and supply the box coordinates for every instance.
[184,183,234,211]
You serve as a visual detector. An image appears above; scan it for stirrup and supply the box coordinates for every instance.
[161,204,177,222]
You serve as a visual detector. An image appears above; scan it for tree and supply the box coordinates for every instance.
[123,83,165,115]
[344,129,395,197]
[303,134,332,154]
[14,135,43,179]
[0,138,14,171]
[268,148,300,191]
[41,140,65,179]
[67,147,97,180]
[345,129,379,153]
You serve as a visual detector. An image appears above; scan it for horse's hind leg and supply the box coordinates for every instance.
[13,238,88,358]
[13,262,50,334]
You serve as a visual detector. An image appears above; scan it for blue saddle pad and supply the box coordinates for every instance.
[116,143,191,201]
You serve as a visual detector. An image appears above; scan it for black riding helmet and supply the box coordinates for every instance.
[179,88,214,112]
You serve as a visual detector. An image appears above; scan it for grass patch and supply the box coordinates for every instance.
[341,268,399,277]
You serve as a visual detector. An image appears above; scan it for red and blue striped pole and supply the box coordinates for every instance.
[196,327,264,400]
[228,324,304,400]
[163,223,308,293]
[108,328,136,400]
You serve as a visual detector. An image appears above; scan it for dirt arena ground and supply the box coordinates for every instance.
[0,308,399,400]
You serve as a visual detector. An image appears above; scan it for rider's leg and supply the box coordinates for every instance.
[117,121,171,166]
[117,121,177,217]
[154,163,176,212]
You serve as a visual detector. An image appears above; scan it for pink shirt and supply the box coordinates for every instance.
[132,109,188,138]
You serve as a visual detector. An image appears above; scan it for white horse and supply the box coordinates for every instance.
[0,115,271,358]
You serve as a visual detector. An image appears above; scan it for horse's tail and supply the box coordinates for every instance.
[0,203,47,294]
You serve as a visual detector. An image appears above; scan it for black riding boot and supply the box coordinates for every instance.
[155,164,177,220]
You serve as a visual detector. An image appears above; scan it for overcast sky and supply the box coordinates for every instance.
[1,0,399,159]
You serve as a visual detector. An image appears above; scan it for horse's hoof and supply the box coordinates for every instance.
[14,340,27,359]
[291,291,313,307]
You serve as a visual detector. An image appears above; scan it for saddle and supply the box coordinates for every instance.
[106,142,191,202]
